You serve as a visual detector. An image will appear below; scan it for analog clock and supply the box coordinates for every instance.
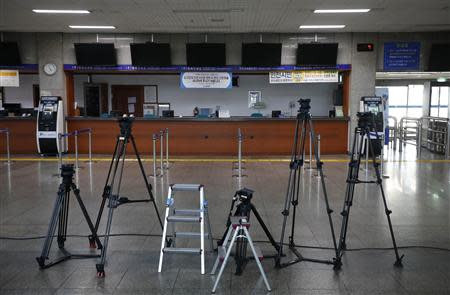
[43,63,57,76]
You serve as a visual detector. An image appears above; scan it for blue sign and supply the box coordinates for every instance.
[384,42,420,71]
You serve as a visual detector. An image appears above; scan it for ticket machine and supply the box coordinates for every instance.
[36,96,65,155]
[360,96,387,156]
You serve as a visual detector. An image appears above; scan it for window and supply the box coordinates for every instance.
[376,85,424,122]
[430,86,449,118]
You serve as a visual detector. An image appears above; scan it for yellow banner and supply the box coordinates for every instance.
[269,70,339,84]
[0,70,20,87]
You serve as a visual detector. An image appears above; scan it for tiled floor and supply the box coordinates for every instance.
[0,150,449,294]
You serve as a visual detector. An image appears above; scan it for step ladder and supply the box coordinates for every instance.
[211,216,271,293]
[158,184,213,274]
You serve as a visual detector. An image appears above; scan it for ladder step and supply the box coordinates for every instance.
[174,209,201,216]
[171,184,203,192]
[167,216,201,223]
[163,247,201,254]
[175,231,209,238]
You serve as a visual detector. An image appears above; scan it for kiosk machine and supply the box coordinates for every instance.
[36,96,65,155]
[360,96,387,156]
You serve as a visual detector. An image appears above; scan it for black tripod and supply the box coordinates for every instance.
[93,116,164,277]
[218,188,280,275]
[36,164,102,269]
[337,112,404,267]
[276,99,340,269]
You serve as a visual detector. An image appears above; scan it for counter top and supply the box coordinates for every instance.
[66,116,349,122]
[0,116,35,120]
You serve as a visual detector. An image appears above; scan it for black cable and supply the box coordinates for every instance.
[0,234,449,252]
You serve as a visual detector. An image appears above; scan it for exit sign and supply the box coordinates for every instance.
[357,43,374,52]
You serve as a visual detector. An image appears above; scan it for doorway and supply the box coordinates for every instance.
[33,84,40,107]
[111,85,145,117]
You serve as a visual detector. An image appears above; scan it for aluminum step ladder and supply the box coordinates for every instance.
[211,216,271,293]
[158,184,213,274]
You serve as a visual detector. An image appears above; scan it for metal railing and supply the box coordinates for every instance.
[58,128,93,170]
[0,128,11,164]
[398,117,421,156]
[419,116,449,155]
[388,116,398,150]
[232,128,247,178]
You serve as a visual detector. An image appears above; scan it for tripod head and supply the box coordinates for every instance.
[297,99,311,119]
[118,114,135,137]
[357,112,377,132]
[235,188,254,204]
[60,164,75,185]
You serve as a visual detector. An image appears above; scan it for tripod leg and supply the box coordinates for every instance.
[96,195,116,277]
[250,204,279,252]
[367,132,404,267]
[57,188,70,249]
[212,227,239,294]
[276,116,302,266]
[36,186,65,268]
[71,183,103,249]
[131,135,164,229]
[243,226,271,292]
[309,118,340,268]
[339,131,364,255]
[93,137,120,234]
[218,197,237,246]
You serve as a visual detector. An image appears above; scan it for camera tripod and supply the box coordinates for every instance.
[36,164,102,269]
[336,112,404,267]
[217,188,279,275]
[93,116,164,277]
[276,99,340,269]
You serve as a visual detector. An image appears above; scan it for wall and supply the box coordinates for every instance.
[74,74,337,116]
[3,74,39,108]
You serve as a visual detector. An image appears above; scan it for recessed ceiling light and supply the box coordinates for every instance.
[69,25,116,29]
[33,9,90,14]
[437,77,447,82]
[314,9,370,13]
[299,25,346,29]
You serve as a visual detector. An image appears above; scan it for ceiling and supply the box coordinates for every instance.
[0,0,449,33]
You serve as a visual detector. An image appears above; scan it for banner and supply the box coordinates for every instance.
[269,70,338,84]
[180,72,232,89]
[0,70,19,87]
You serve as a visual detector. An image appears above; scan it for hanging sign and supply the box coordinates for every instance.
[180,72,232,89]
[384,42,420,71]
[269,70,338,84]
[0,70,20,87]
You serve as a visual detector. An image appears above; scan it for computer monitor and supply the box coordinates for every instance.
[162,110,174,118]
[272,110,282,118]
[3,103,21,115]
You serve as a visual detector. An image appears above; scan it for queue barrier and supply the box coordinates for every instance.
[0,128,11,164]
[232,128,247,178]
[419,116,449,156]
[150,128,170,178]
[58,128,93,170]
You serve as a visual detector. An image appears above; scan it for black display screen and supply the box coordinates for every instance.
[428,43,450,71]
[297,43,338,66]
[130,43,171,66]
[186,43,226,67]
[241,43,282,67]
[0,42,21,66]
[74,43,116,66]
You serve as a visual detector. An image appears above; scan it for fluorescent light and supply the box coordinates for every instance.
[33,9,90,14]
[437,77,447,82]
[69,25,116,29]
[299,25,346,29]
[314,9,370,13]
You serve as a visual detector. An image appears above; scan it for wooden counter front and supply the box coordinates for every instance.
[0,118,37,154]
[67,117,349,156]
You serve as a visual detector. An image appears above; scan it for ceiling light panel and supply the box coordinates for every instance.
[33,9,90,14]
[314,9,370,13]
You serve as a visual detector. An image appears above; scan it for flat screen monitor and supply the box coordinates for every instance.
[130,43,171,66]
[162,110,174,117]
[186,43,226,67]
[3,103,21,114]
[74,43,116,66]
[297,43,338,66]
[428,43,450,71]
[242,43,282,67]
[0,42,21,66]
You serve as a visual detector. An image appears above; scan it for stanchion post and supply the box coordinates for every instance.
[88,129,92,164]
[58,133,63,170]
[151,133,159,178]
[6,129,10,164]
[165,128,169,169]
[446,122,450,159]
[238,128,242,178]
[309,132,312,168]
[75,131,79,169]
[317,134,321,160]
[417,122,422,158]
[160,130,164,176]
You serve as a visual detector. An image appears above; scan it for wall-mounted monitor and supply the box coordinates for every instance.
[297,43,338,66]
[130,43,171,67]
[74,43,116,66]
[186,43,226,67]
[428,43,450,71]
[242,43,282,67]
[0,42,21,66]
